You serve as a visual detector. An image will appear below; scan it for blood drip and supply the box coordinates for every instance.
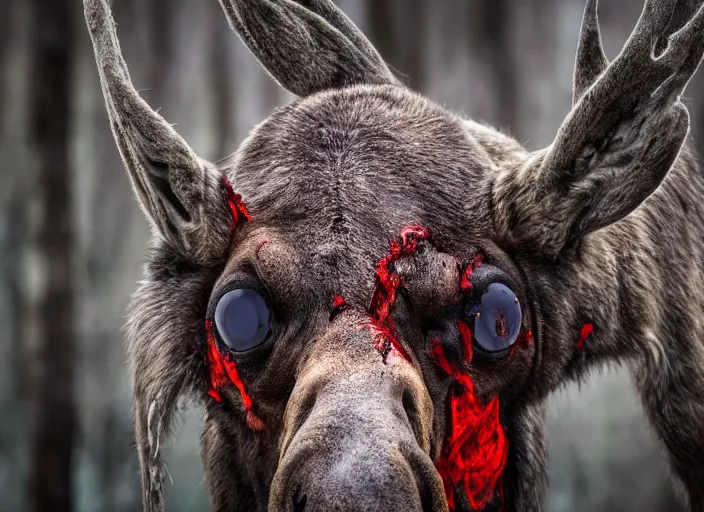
[460,253,484,293]
[255,240,269,259]
[221,176,252,237]
[431,321,508,511]
[367,226,430,363]
[576,323,594,352]
[330,295,348,321]
[508,330,533,360]
[205,176,263,431]
[206,320,265,432]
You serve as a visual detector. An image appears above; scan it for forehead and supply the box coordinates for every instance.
[227,85,496,298]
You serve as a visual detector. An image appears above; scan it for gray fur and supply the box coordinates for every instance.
[216,0,400,96]
[84,0,704,511]
[84,0,232,266]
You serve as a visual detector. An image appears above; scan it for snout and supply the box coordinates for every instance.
[269,392,447,512]
[268,322,447,512]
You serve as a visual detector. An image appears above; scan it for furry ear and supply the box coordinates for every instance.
[493,0,704,258]
[217,0,400,96]
[126,263,217,512]
[85,0,232,265]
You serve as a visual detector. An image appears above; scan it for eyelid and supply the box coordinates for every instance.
[208,269,272,321]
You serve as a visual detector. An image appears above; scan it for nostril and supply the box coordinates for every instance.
[292,485,307,512]
[402,388,416,420]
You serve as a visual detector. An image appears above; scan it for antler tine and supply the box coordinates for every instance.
[623,0,678,56]
[215,0,398,96]
[573,0,609,105]
[84,0,198,167]
[85,0,233,267]
[657,3,704,94]
[543,0,704,178]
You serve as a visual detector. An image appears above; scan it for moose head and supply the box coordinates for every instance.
[84,0,704,510]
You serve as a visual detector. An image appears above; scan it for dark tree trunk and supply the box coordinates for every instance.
[470,0,516,130]
[366,0,401,80]
[150,0,175,99]
[366,0,426,91]
[0,0,16,136]
[210,6,236,159]
[26,0,76,511]
[401,0,426,92]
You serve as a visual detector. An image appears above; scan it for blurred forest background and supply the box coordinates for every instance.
[2,0,703,511]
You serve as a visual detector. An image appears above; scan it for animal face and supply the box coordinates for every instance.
[204,88,537,511]
[83,0,704,510]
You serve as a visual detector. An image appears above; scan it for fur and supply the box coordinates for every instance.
[83,0,704,510]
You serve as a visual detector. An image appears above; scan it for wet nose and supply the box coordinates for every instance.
[277,439,444,512]
[269,313,446,511]
[269,385,447,512]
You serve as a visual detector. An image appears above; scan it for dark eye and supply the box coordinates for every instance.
[214,289,271,352]
[470,283,521,353]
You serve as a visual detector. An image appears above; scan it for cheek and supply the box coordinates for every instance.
[429,328,508,511]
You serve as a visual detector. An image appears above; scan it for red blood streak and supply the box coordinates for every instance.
[493,310,508,338]
[206,177,263,431]
[330,295,348,321]
[508,330,533,360]
[432,322,508,511]
[255,240,269,259]
[460,253,484,292]
[221,176,252,237]
[367,226,430,363]
[576,323,594,352]
[333,295,347,310]
[206,320,265,432]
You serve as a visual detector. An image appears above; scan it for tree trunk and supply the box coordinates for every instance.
[401,0,426,92]
[0,0,16,134]
[470,0,516,130]
[210,6,236,159]
[366,0,401,80]
[26,0,76,511]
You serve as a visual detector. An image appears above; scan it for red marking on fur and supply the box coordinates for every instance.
[330,295,348,321]
[576,323,594,352]
[255,240,268,259]
[431,322,508,511]
[459,253,484,292]
[508,330,533,360]
[205,320,265,432]
[333,295,347,310]
[245,410,266,432]
[366,226,430,363]
[221,176,252,237]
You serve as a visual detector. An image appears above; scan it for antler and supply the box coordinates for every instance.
[550,0,704,177]
[84,0,231,266]
[216,0,399,96]
[494,0,704,258]
[84,2,239,510]
[573,0,609,105]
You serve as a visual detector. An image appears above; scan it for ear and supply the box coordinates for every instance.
[493,0,704,259]
[217,0,400,96]
[85,0,232,266]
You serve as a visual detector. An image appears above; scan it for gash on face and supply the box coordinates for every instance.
[84,0,704,510]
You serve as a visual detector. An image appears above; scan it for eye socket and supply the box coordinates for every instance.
[470,283,522,353]
[214,289,271,352]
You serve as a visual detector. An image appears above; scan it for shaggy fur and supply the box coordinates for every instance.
[84,0,704,510]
